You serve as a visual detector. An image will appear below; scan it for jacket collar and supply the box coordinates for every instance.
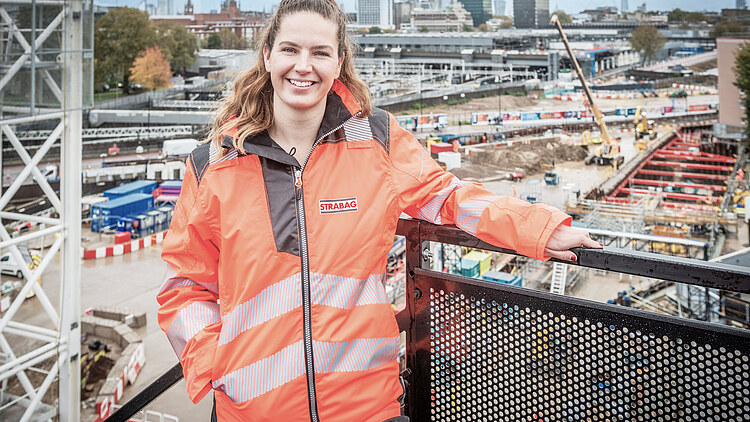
[221,79,362,166]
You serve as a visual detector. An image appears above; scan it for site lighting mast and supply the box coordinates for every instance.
[550,14,613,146]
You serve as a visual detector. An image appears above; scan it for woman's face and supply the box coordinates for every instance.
[264,12,343,115]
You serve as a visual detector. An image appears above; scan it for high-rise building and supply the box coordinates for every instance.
[156,0,173,15]
[394,1,413,29]
[737,0,747,9]
[493,0,507,16]
[358,0,394,28]
[513,0,548,28]
[458,0,492,27]
[621,0,628,13]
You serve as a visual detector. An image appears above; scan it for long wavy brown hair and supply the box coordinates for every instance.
[208,0,372,153]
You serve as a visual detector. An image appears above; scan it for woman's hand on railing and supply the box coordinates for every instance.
[544,225,602,262]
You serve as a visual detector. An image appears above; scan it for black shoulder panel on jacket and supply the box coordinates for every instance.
[189,143,211,187]
[368,107,390,153]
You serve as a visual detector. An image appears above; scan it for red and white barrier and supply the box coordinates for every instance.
[82,231,167,260]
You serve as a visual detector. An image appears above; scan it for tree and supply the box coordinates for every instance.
[155,21,197,75]
[95,7,158,94]
[218,28,248,50]
[711,19,749,38]
[368,26,381,34]
[495,15,513,29]
[418,26,429,32]
[130,46,173,90]
[668,9,708,23]
[630,26,666,64]
[552,11,572,24]
[462,23,474,32]
[206,33,222,49]
[477,23,489,32]
[734,42,750,140]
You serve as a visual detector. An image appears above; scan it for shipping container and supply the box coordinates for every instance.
[463,250,492,276]
[130,212,155,238]
[460,258,480,278]
[482,270,522,287]
[91,193,154,232]
[103,180,157,200]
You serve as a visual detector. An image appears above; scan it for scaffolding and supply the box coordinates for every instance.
[0,1,88,420]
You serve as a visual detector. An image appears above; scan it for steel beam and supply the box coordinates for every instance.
[619,187,723,202]
[629,178,726,192]
[646,160,734,172]
[652,152,736,164]
[636,169,730,181]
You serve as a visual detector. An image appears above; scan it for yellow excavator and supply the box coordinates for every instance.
[551,14,624,169]
[633,106,656,151]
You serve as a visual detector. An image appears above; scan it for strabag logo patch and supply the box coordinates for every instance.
[319,197,358,214]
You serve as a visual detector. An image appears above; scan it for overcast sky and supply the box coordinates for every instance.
[102,0,739,15]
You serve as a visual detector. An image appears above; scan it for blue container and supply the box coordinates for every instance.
[117,217,135,233]
[104,180,158,200]
[460,258,480,278]
[91,193,154,232]
[482,270,522,287]
[130,212,156,238]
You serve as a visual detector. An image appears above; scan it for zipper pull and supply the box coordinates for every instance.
[294,168,302,199]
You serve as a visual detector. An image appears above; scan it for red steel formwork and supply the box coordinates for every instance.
[604,126,737,211]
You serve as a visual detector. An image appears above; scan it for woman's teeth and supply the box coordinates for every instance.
[290,80,313,87]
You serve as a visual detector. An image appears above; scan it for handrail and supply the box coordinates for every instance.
[105,218,750,421]
[104,363,183,422]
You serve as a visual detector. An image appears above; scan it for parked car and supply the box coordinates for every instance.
[0,253,26,279]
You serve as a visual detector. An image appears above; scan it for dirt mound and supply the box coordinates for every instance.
[468,140,589,174]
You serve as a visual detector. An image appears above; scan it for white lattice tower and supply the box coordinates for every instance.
[0,1,86,421]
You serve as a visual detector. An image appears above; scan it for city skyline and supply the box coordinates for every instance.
[102,0,742,15]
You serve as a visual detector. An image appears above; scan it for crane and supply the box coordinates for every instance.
[550,14,624,168]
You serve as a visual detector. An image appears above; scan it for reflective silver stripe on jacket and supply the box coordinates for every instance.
[213,336,398,403]
[217,272,390,347]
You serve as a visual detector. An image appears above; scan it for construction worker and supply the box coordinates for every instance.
[157,1,601,421]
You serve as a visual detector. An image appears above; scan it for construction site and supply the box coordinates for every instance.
[0,2,748,422]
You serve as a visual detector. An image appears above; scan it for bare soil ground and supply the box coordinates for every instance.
[450,139,591,181]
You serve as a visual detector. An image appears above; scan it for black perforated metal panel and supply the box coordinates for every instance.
[409,271,750,422]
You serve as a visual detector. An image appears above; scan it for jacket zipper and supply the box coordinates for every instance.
[293,112,360,422]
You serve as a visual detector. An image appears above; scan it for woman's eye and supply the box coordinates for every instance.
[282,48,296,53]
[315,51,330,56]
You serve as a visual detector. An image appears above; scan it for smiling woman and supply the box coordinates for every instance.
[156,1,599,421]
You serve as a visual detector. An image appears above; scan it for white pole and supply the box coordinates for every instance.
[58,0,82,420]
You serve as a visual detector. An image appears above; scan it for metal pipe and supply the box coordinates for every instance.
[0,342,56,380]
[0,212,59,225]
[0,112,64,126]
[7,321,58,338]
[4,326,58,343]
[0,225,62,250]
[19,360,59,422]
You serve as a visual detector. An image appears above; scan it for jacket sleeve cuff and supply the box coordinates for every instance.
[534,209,572,261]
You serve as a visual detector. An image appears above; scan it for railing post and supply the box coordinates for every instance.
[401,219,421,420]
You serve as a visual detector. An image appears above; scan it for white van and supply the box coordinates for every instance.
[0,253,25,279]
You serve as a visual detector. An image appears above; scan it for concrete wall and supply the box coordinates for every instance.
[717,38,749,127]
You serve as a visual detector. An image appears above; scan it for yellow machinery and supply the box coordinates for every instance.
[551,15,623,169]
[633,106,656,151]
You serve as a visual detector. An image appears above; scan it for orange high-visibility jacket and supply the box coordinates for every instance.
[157,80,571,421]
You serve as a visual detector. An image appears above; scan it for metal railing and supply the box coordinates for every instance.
[105,219,750,422]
